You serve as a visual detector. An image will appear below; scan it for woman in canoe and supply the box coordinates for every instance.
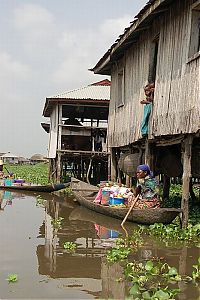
[134,164,160,209]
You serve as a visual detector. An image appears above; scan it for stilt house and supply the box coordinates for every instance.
[92,0,200,226]
[42,80,110,184]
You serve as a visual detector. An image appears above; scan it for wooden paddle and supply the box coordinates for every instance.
[121,194,140,226]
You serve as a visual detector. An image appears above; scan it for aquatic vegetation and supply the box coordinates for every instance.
[106,246,131,263]
[60,186,74,196]
[104,230,200,299]
[148,223,200,247]
[125,260,181,299]
[129,225,145,248]
[36,195,46,207]
[63,241,77,251]
[6,163,49,185]
[161,184,182,208]
[192,257,200,281]
[6,274,18,283]
[51,217,64,229]
[106,238,132,263]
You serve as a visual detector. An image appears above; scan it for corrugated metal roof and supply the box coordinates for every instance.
[2,153,19,158]
[50,84,110,101]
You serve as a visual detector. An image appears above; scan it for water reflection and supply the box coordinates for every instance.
[0,190,199,299]
[0,190,13,210]
[36,199,131,298]
[37,199,200,299]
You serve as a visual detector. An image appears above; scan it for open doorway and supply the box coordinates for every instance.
[148,36,159,83]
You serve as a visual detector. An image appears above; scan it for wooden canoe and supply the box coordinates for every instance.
[71,178,182,225]
[0,182,70,193]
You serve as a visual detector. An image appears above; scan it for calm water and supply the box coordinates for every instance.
[0,190,199,299]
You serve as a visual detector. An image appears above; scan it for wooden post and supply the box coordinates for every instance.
[57,154,61,183]
[145,139,155,171]
[181,135,193,228]
[163,175,170,200]
[107,154,111,181]
[110,147,117,182]
[126,175,130,188]
[144,138,150,165]
[48,159,52,182]
[116,149,122,184]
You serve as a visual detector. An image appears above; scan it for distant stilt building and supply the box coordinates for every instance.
[42,79,110,184]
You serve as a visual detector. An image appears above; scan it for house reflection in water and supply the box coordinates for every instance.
[36,199,126,299]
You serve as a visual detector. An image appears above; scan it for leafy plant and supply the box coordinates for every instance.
[6,163,49,185]
[36,195,46,206]
[6,274,18,283]
[192,257,200,281]
[63,241,77,251]
[106,238,132,263]
[148,223,200,247]
[126,260,181,299]
[51,217,64,229]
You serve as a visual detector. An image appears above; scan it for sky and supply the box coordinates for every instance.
[0,0,147,158]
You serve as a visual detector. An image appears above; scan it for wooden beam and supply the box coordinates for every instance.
[57,149,110,155]
[156,136,183,146]
[181,135,193,228]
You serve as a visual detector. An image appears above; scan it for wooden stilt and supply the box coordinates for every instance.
[57,154,61,183]
[145,139,155,171]
[181,135,193,228]
[163,175,170,200]
[126,175,130,188]
[144,138,150,165]
[108,154,111,181]
[110,147,117,182]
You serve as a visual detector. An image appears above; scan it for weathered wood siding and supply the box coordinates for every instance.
[108,0,200,148]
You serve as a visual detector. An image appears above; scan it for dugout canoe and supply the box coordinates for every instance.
[71,178,182,225]
[0,182,70,193]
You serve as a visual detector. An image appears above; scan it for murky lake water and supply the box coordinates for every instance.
[0,191,199,299]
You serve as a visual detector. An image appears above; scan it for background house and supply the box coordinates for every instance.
[1,152,19,164]
[42,79,110,183]
[30,154,47,164]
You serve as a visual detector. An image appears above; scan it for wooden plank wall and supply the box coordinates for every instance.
[108,0,200,148]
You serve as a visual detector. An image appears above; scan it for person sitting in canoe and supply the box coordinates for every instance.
[134,164,160,209]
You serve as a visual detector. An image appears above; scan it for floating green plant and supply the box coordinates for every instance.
[148,223,200,246]
[51,217,64,229]
[125,260,181,299]
[106,238,132,263]
[6,274,18,283]
[36,195,46,206]
[63,241,77,251]
[192,257,200,281]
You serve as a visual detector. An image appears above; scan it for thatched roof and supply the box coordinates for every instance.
[30,154,46,161]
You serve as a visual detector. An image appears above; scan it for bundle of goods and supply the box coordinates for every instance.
[95,182,134,206]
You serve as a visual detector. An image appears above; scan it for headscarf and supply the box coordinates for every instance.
[137,164,153,177]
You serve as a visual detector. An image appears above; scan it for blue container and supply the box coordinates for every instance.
[4,179,12,186]
[109,197,124,205]
[108,230,119,238]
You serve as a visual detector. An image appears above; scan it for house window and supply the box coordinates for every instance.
[117,68,125,107]
[188,2,200,58]
[148,36,159,83]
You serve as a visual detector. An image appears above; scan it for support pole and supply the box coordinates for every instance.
[181,135,193,228]
[163,175,170,200]
[110,147,117,182]
[145,139,155,171]
[57,154,61,183]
